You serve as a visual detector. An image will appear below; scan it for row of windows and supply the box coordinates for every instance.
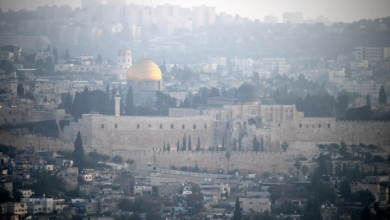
[299,123,331,128]
[102,124,208,130]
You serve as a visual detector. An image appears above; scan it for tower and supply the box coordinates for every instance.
[114,91,121,116]
[10,72,18,98]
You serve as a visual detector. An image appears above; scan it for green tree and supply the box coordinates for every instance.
[113,155,123,164]
[64,92,73,114]
[301,165,308,176]
[186,185,203,214]
[226,150,231,173]
[188,135,192,151]
[197,137,201,151]
[177,140,179,151]
[167,143,170,152]
[72,92,83,120]
[260,137,264,152]
[96,54,102,64]
[182,134,186,151]
[294,160,302,177]
[0,189,11,203]
[81,87,91,114]
[379,86,387,104]
[356,189,375,205]
[163,142,166,151]
[366,94,371,108]
[182,98,191,108]
[233,196,242,220]
[125,87,134,116]
[339,180,351,200]
[360,204,371,220]
[73,132,85,172]
[281,141,289,152]
[118,199,134,212]
[339,141,347,156]
[64,48,70,60]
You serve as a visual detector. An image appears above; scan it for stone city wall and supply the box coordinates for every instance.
[276,118,390,145]
[104,150,288,175]
[63,114,215,151]
[0,132,73,152]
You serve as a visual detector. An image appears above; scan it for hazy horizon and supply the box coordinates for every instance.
[1,0,390,23]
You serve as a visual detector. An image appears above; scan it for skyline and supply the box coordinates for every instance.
[0,0,390,22]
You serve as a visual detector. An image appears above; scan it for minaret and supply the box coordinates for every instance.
[114,91,121,116]
[10,72,18,98]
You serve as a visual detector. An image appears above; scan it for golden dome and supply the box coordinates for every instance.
[127,58,162,81]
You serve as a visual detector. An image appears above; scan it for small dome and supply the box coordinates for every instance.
[235,83,259,101]
[127,58,162,81]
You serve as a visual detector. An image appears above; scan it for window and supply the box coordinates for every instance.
[137,124,140,129]
[160,125,162,129]
[328,124,331,128]
[13,118,15,122]
[171,124,174,129]
[101,124,104,128]
[205,125,207,129]
[182,125,185,129]
[148,124,151,128]
[312,125,314,128]
[306,125,308,128]
[115,124,117,129]
[193,125,196,129]
[299,123,302,128]
[9,111,11,115]
[5,118,7,122]
[319,124,321,128]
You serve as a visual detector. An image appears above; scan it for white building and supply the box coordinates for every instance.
[207,55,226,67]
[328,69,345,83]
[233,58,253,70]
[21,197,54,214]
[240,196,271,213]
[34,163,54,171]
[192,5,216,29]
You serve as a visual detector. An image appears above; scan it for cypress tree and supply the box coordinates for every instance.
[64,48,70,60]
[379,86,387,105]
[106,85,109,94]
[260,137,264,152]
[366,94,371,108]
[374,165,377,176]
[222,137,225,151]
[125,87,134,116]
[238,135,242,151]
[167,143,170,152]
[197,137,200,152]
[72,92,83,120]
[253,136,258,152]
[163,142,166,151]
[233,197,242,220]
[96,54,102,64]
[182,134,186,151]
[73,131,84,172]
[188,135,192,151]
[177,140,179,151]
[81,87,91,114]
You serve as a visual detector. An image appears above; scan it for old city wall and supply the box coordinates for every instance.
[274,118,390,145]
[0,132,74,152]
[103,150,288,175]
[64,114,216,151]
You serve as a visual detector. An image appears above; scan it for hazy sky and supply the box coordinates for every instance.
[1,0,390,22]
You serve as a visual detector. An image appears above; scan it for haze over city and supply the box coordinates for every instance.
[0,0,389,220]
[2,0,390,22]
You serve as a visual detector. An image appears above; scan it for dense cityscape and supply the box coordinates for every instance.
[0,0,390,219]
